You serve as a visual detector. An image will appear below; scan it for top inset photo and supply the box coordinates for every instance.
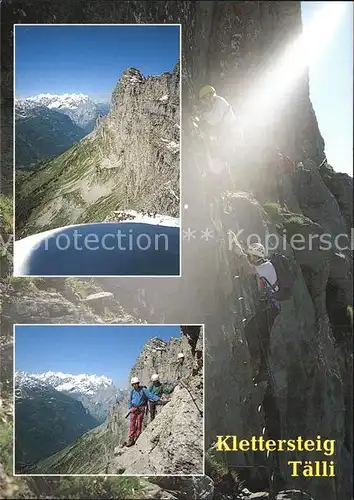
[14,24,181,277]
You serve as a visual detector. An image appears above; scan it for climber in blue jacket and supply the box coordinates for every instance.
[127,377,164,446]
[128,380,161,409]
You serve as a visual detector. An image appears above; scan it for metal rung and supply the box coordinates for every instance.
[262,427,266,435]
[257,405,262,413]
[242,318,247,323]
[238,297,244,301]
[234,275,240,279]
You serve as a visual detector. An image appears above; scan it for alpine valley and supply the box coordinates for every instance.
[15,94,110,169]
[14,370,126,470]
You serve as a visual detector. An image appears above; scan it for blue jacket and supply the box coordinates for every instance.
[129,386,160,409]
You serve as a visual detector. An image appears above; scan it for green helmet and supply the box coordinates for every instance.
[199,85,216,100]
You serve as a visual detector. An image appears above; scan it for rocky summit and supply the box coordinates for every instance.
[15,64,180,239]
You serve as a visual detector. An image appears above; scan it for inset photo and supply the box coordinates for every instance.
[14,324,204,476]
[14,24,181,276]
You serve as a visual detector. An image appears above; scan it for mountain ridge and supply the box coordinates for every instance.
[25,93,101,133]
[15,63,180,238]
[15,370,125,423]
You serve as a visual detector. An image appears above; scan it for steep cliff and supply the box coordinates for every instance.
[129,333,197,386]
[15,64,180,238]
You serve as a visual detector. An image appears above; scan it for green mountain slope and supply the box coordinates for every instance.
[33,402,127,475]
[15,103,86,169]
[15,385,99,472]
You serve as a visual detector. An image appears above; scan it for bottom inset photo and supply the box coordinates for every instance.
[14,324,204,476]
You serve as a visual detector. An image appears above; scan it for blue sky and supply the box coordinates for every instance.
[15,25,180,102]
[301,2,353,176]
[15,324,181,388]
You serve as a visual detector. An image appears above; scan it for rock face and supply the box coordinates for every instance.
[15,65,180,238]
[1,1,352,499]
[107,379,203,475]
[1,278,140,327]
[129,334,196,387]
[107,326,204,475]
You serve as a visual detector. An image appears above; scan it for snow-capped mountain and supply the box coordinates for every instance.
[15,98,45,117]
[26,93,108,133]
[15,371,124,423]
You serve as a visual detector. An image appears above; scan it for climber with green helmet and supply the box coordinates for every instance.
[198,85,236,129]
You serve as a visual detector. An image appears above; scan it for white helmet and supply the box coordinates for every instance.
[151,373,159,381]
[247,242,265,259]
[177,353,185,359]
[131,376,140,384]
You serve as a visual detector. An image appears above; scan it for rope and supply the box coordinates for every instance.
[178,380,203,417]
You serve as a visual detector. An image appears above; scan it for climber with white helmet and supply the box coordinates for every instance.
[234,241,295,384]
[175,352,186,382]
[147,373,171,422]
[197,84,242,181]
[126,376,164,446]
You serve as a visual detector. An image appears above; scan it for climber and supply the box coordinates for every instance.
[176,352,185,382]
[147,374,171,422]
[126,376,164,446]
[198,85,242,180]
[234,242,290,384]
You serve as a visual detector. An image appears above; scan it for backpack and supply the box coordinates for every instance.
[264,253,296,301]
